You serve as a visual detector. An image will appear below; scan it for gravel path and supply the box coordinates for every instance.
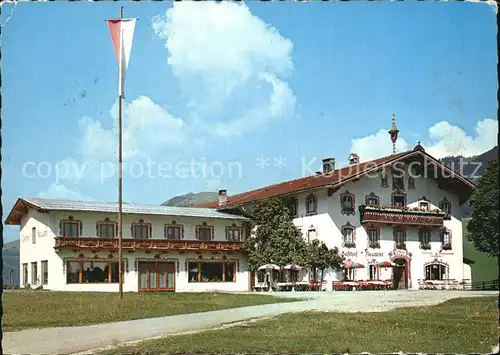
[3,290,496,355]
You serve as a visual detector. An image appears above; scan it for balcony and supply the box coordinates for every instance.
[359,205,445,228]
[54,237,245,253]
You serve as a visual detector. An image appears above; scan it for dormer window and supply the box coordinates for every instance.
[392,192,407,207]
[305,194,317,215]
[419,201,429,211]
[365,192,379,206]
[439,198,452,217]
[340,190,355,215]
[341,222,356,248]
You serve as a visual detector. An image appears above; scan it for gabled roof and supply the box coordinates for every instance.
[4,197,250,225]
[197,149,475,209]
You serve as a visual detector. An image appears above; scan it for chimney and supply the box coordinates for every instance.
[218,189,227,207]
[322,158,335,174]
[349,153,360,165]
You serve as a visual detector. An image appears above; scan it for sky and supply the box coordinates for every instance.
[1,1,498,243]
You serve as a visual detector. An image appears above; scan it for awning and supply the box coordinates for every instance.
[258,264,280,270]
[375,261,396,268]
[344,261,365,269]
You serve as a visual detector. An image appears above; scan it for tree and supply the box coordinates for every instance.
[306,239,344,288]
[244,198,308,272]
[467,158,499,257]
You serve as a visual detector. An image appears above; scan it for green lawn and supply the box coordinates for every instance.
[101,296,499,354]
[463,218,499,283]
[2,291,298,332]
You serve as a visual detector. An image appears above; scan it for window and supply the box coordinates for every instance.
[341,223,355,248]
[31,262,38,284]
[340,191,355,215]
[392,165,405,190]
[66,260,123,284]
[22,263,28,285]
[440,228,452,250]
[132,220,150,239]
[197,223,213,241]
[165,226,182,240]
[408,176,415,189]
[365,193,379,206]
[393,228,406,249]
[41,260,48,285]
[307,228,316,244]
[425,264,447,280]
[369,265,380,280]
[305,194,317,215]
[344,268,355,281]
[257,270,265,283]
[392,193,407,207]
[286,198,298,218]
[226,226,241,241]
[60,218,81,237]
[367,227,380,248]
[419,229,431,250]
[419,201,429,211]
[97,219,116,239]
[381,172,389,187]
[188,262,236,282]
[439,198,452,216]
[32,227,36,244]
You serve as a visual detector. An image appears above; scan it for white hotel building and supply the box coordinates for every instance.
[6,137,475,292]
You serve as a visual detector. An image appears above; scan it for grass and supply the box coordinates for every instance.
[101,296,499,354]
[2,291,299,332]
[463,218,499,283]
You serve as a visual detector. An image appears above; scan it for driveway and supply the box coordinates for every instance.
[3,290,496,355]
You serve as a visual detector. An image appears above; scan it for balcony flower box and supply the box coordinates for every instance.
[420,243,431,250]
[343,242,356,249]
[394,242,406,250]
[441,243,452,250]
[368,241,380,249]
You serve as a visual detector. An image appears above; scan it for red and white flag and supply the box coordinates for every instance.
[106,18,137,98]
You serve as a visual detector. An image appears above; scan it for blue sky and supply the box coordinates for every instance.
[2,1,497,242]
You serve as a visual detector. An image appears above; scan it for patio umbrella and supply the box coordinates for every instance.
[344,261,365,269]
[283,264,303,271]
[258,264,280,270]
[376,261,395,268]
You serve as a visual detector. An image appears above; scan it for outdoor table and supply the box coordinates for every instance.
[343,281,359,291]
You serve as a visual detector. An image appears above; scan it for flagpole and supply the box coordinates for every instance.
[118,4,124,300]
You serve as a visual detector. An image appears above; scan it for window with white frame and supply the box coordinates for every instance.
[440,228,452,249]
[340,191,355,215]
[97,218,116,239]
[305,194,317,215]
[393,227,406,249]
[32,227,36,244]
[419,229,431,249]
[307,228,316,243]
[365,193,379,206]
[344,268,355,281]
[226,226,241,241]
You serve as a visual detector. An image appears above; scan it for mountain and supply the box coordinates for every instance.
[440,146,498,183]
[440,146,498,218]
[3,239,20,287]
[161,192,219,207]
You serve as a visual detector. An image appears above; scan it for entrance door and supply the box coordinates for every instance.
[393,258,408,289]
[138,262,175,292]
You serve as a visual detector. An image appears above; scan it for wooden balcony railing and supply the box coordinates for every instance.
[54,237,245,253]
[359,205,445,228]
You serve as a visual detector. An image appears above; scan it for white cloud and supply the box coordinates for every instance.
[152,1,296,137]
[38,183,94,201]
[425,119,497,158]
[351,118,497,161]
[351,129,409,161]
[79,95,189,162]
